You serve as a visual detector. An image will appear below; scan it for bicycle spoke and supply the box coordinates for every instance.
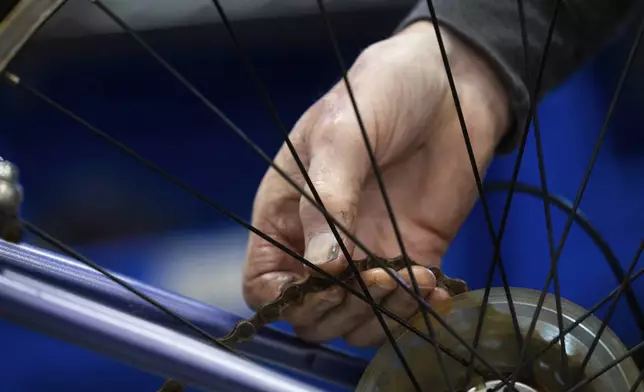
[516,0,570,381]
[467,2,565,385]
[315,1,448,389]
[507,13,644,387]
[576,241,644,379]
[81,0,502,376]
[489,264,644,392]
[628,369,644,392]
[564,340,644,392]
[202,3,420,385]
[208,0,358,284]
[4,72,503,379]
[208,0,358,321]
[21,220,235,354]
[421,0,523,369]
[535,269,644,367]
[485,181,644,338]
[535,114,570,381]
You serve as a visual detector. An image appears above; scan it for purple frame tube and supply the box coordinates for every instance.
[0,240,367,390]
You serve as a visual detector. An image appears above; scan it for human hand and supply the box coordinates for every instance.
[243,21,510,346]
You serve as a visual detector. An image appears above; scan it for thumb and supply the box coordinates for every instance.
[299,122,372,276]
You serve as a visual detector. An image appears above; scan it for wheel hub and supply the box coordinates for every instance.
[356,288,642,391]
[467,380,537,392]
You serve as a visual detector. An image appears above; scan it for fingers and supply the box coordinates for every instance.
[281,285,346,327]
[290,267,397,342]
[298,94,376,276]
[343,266,439,346]
[290,266,438,344]
[243,121,312,309]
[345,288,449,347]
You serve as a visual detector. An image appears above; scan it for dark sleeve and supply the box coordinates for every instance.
[396,0,643,153]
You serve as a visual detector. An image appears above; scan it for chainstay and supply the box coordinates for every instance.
[217,256,469,349]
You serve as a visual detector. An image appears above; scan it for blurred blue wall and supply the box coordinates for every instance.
[0,10,643,391]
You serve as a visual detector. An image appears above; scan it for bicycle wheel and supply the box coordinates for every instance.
[1,1,643,391]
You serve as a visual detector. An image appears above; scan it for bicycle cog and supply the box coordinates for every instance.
[356,288,642,392]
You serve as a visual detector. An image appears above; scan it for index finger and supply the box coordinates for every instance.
[242,113,316,309]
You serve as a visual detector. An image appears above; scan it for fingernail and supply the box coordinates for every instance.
[304,232,339,265]
[421,267,438,290]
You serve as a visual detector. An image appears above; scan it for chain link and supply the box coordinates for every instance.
[216,256,468,348]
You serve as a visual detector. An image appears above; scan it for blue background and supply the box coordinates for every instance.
[1,6,643,391]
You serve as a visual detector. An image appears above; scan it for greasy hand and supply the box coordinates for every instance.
[243,21,510,347]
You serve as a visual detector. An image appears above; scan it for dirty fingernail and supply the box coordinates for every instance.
[304,232,339,265]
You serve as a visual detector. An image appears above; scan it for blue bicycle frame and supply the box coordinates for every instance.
[0,240,367,391]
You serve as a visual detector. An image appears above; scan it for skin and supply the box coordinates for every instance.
[242,20,511,347]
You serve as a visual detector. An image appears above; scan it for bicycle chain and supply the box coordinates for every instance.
[216,256,469,349]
